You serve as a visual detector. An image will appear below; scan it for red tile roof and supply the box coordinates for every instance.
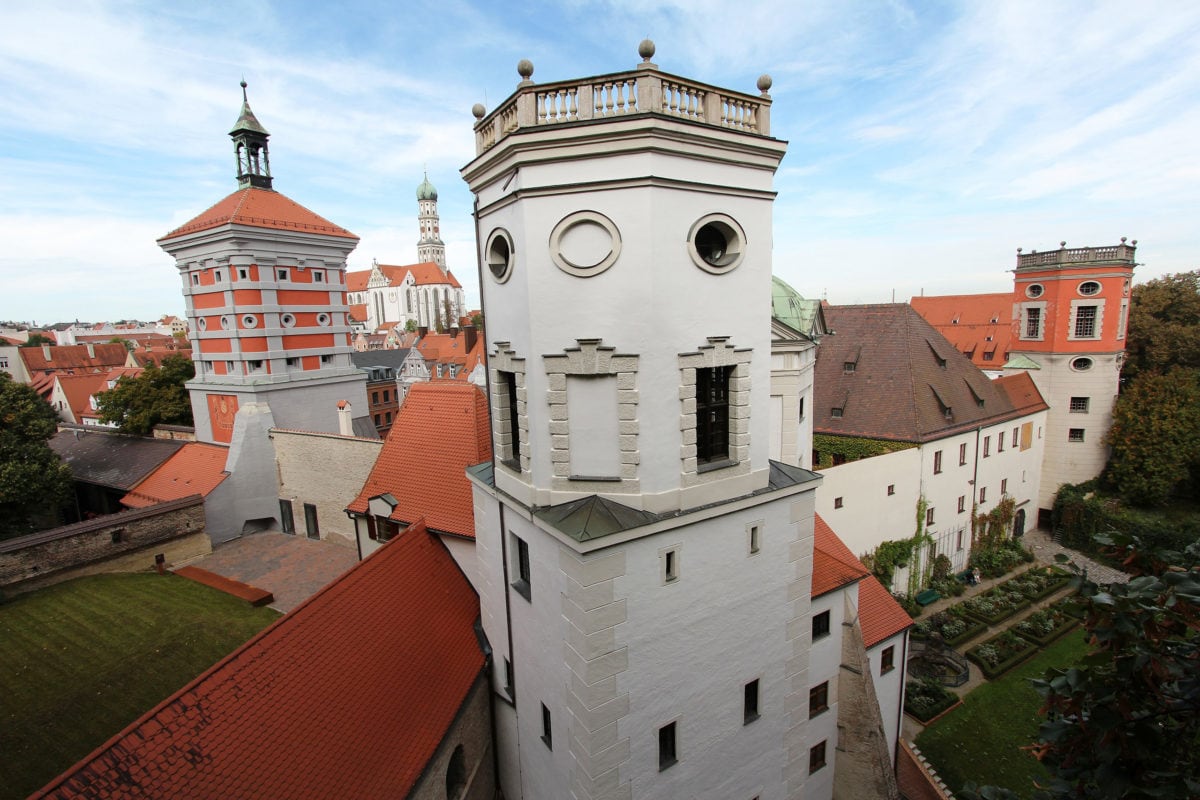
[415,331,483,379]
[993,371,1049,415]
[911,292,1015,370]
[19,343,130,375]
[816,304,1032,443]
[348,262,462,291]
[812,514,912,647]
[53,373,108,424]
[348,303,368,323]
[812,514,870,597]
[32,521,483,800]
[121,442,229,508]
[159,187,357,241]
[347,383,491,537]
[859,572,915,648]
[346,270,369,292]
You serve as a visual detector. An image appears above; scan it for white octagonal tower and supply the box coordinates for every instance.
[463,43,873,800]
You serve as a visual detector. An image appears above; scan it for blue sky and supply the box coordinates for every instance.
[2,0,1197,324]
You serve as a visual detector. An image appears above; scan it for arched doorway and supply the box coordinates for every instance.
[1013,508,1026,538]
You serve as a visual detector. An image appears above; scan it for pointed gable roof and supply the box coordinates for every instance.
[811,514,912,646]
[815,304,1026,443]
[346,383,491,537]
[911,292,1014,369]
[993,371,1049,415]
[31,522,484,800]
[158,187,357,242]
[121,442,229,508]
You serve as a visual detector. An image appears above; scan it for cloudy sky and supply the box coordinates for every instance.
[2,0,1197,324]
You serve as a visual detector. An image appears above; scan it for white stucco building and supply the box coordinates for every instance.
[464,43,908,800]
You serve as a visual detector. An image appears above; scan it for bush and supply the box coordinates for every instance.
[904,678,958,722]
[894,592,921,618]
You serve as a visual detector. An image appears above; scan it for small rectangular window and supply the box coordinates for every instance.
[798,397,805,419]
[303,502,319,540]
[513,535,531,600]
[833,497,844,509]
[504,658,514,698]
[809,681,829,717]
[748,524,761,555]
[812,610,830,640]
[1012,428,1019,448]
[957,530,965,551]
[1025,307,1042,338]
[1001,478,1008,495]
[843,361,856,373]
[830,407,843,418]
[541,703,552,750]
[384,411,392,424]
[933,450,943,474]
[313,270,325,283]
[998,433,1005,452]
[663,548,679,583]
[248,359,263,371]
[1069,396,1090,413]
[285,357,299,368]
[321,354,333,365]
[383,389,390,403]
[983,436,991,457]
[926,507,935,526]
[696,365,732,464]
[238,267,249,280]
[809,741,827,774]
[214,269,222,282]
[372,391,379,404]
[278,268,289,281]
[1068,428,1086,442]
[959,443,967,465]
[887,484,895,496]
[979,486,987,503]
[191,273,200,286]
[658,722,677,771]
[744,679,760,724]
[881,645,895,674]
[957,495,965,513]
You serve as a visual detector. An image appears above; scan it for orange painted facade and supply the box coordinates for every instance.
[282,333,337,350]
[197,338,233,353]
[206,393,239,444]
[276,288,334,306]
[191,292,226,310]
[232,289,263,305]
[1012,268,1132,353]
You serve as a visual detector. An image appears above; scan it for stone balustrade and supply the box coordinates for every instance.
[1015,242,1137,268]
[473,56,772,155]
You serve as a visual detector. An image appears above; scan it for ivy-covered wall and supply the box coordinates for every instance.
[811,433,916,470]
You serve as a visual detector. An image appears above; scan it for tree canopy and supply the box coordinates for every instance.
[1124,270,1200,381]
[0,372,73,539]
[1104,367,1200,507]
[20,333,53,348]
[95,354,195,435]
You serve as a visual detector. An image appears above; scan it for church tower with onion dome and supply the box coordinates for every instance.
[416,172,447,271]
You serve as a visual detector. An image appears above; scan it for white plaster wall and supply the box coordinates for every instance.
[440,534,478,590]
[815,448,923,559]
[866,633,908,759]
[1021,355,1119,509]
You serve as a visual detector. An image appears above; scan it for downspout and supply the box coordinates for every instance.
[895,630,910,768]
[971,426,982,548]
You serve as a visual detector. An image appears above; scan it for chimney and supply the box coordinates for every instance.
[337,400,353,436]
[464,326,478,353]
[86,343,95,358]
[42,344,51,360]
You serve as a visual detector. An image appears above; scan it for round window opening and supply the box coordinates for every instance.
[688,215,746,274]
[316,313,331,327]
[220,315,233,331]
[242,315,258,329]
[280,313,296,328]
[1072,357,1094,371]
[1079,281,1101,296]
[486,229,514,283]
[197,318,207,331]
[1026,283,1044,298]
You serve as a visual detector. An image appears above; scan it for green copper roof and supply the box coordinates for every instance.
[771,275,821,336]
[416,173,437,201]
[1003,354,1042,370]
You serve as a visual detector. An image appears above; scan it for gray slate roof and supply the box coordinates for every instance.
[49,428,185,490]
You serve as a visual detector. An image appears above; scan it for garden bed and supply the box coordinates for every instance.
[966,630,1039,679]
[911,608,988,648]
[961,588,1032,626]
[904,678,960,723]
[998,565,1071,602]
[1012,605,1080,647]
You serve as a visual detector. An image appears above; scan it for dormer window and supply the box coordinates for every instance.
[843,362,856,373]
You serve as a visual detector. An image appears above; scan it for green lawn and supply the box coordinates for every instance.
[915,629,1090,798]
[0,573,279,800]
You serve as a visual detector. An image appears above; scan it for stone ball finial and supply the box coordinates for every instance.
[638,39,656,61]
[757,74,773,94]
[517,59,534,80]
[1121,236,1127,243]
[1060,241,1067,247]
[472,103,486,120]
[1132,239,1138,246]
[1017,247,1023,253]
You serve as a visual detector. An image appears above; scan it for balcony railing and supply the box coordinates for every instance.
[1015,241,1137,268]
[473,56,772,156]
